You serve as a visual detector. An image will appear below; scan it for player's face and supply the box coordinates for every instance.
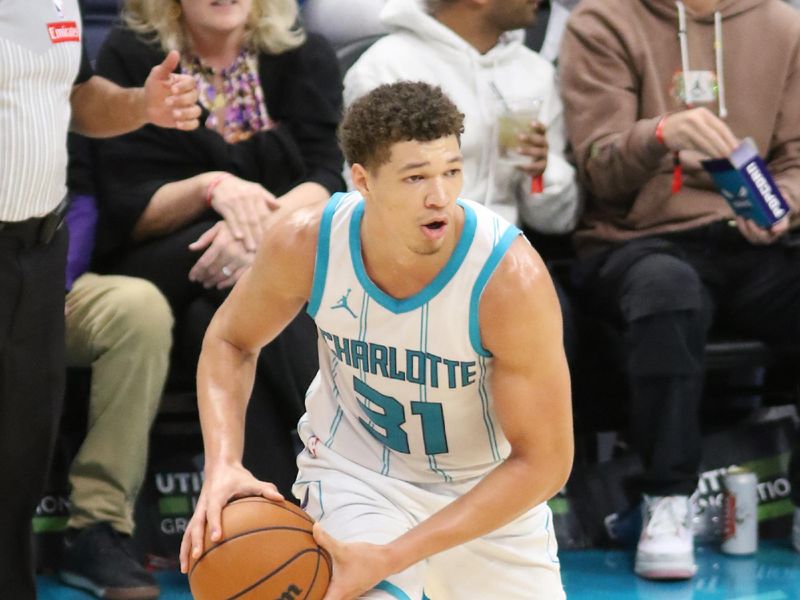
[361,136,464,257]
[485,0,539,32]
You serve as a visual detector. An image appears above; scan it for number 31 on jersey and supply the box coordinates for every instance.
[354,376,449,456]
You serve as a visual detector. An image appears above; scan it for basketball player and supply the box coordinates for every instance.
[180,81,573,599]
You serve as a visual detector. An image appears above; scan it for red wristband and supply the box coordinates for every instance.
[205,173,231,207]
[655,115,668,146]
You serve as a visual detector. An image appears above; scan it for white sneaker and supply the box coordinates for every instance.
[634,495,697,580]
[793,507,800,553]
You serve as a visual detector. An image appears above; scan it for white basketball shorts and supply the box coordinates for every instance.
[293,440,565,600]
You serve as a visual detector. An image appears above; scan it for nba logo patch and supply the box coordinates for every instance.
[52,0,65,18]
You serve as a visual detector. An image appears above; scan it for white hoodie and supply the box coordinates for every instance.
[343,0,581,233]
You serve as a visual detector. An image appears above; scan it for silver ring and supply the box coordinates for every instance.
[221,265,232,277]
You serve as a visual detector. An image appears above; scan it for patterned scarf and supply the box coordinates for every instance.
[182,48,273,143]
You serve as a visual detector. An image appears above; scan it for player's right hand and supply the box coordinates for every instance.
[207,174,279,252]
[313,524,394,600]
[179,462,283,574]
[660,107,739,159]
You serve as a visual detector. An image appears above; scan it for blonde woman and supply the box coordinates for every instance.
[91,0,344,543]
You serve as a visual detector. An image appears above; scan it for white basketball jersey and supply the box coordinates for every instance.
[299,191,522,483]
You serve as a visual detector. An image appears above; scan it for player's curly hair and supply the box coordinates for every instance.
[339,81,465,171]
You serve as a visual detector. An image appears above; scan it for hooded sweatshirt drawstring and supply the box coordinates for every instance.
[714,11,727,119]
[675,1,727,117]
[671,1,727,193]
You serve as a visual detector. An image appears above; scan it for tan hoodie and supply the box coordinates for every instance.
[560,0,800,255]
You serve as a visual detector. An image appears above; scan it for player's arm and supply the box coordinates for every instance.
[316,237,574,599]
[179,201,321,573]
[70,51,200,137]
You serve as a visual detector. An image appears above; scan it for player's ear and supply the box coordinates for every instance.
[351,163,371,197]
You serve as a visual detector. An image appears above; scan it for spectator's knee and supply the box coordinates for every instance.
[109,278,174,351]
[617,255,711,376]
[619,254,704,323]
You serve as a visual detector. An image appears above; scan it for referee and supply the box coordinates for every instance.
[0,2,200,597]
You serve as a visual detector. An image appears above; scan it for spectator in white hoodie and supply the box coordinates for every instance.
[344,0,581,238]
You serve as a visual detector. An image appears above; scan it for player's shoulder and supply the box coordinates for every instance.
[267,191,359,254]
[254,194,338,299]
[476,232,556,333]
[264,193,330,256]
[476,234,561,357]
[487,235,550,298]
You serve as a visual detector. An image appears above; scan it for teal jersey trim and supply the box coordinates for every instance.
[307,193,346,318]
[325,356,344,447]
[349,199,477,314]
[374,580,412,600]
[381,444,391,476]
[468,224,522,356]
[294,480,324,518]
[325,406,343,448]
[478,355,502,462]
[419,302,451,481]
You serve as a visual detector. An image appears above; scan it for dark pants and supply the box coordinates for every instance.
[0,224,67,600]
[552,276,578,370]
[572,223,800,496]
[106,221,318,496]
[791,437,800,507]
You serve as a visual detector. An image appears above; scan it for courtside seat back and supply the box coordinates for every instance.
[79,0,123,62]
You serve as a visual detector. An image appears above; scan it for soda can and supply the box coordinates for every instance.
[721,466,758,555]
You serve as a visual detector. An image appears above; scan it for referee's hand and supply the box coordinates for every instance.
[143,50,201,131]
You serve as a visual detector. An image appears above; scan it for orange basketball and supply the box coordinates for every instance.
[187,497,331,600]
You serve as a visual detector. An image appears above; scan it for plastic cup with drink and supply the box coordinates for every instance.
[495,96,544,193]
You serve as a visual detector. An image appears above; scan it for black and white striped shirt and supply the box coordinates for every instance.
[0,0,88,222]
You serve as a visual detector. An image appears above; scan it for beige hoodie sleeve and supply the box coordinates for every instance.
[765,36,800,217]
[559,7,671,208]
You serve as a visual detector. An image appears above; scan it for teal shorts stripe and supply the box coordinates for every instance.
[373,580,412,600]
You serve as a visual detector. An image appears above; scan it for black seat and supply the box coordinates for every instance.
[336,34,386,75]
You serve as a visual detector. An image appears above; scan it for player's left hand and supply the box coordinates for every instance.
[515,121,548,179]
[313,524,394,600]
[143,50,201,130]
[735,216,789,245]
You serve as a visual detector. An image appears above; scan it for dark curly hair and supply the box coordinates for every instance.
[339,81,465,171]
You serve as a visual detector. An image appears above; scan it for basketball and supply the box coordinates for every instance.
[187,497,332,600]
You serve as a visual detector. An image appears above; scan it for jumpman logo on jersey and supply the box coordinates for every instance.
[331,288,357,318]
